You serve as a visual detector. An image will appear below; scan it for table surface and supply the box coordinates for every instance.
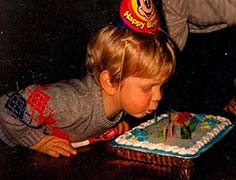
[0,125,235,180]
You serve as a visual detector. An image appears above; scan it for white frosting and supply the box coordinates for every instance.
[115,113,232,157]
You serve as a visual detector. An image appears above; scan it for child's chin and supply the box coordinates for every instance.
[132,113,147,119]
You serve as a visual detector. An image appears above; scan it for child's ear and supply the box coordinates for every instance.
[100,70,116,95]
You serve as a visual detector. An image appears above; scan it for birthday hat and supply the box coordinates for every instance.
[114,0,159,33]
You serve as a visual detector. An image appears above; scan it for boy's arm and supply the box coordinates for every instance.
[0,83,77,157]
[1,109,77,157]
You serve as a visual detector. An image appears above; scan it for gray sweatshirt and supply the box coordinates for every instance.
[0,75,122,147]
[162,0,236,50]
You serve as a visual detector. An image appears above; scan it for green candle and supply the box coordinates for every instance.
[154,112,157,124]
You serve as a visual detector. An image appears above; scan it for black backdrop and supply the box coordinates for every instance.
[0,0,119,95]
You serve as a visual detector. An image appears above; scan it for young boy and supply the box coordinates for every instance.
[0,0,176,158]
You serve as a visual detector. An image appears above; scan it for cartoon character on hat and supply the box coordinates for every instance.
[137,0,155,20]
[114,0,159,33]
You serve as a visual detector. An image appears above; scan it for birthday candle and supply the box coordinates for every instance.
[163,126,167,142]
[169,122,173,139]
[157,127,163,138]
[154,112,157,124]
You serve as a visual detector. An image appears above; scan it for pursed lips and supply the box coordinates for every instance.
[146,109,156,114]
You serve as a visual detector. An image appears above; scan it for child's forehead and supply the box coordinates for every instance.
[140,71,171,81]
[123,75,168,84]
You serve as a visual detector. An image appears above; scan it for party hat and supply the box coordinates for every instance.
[114,0,159,33]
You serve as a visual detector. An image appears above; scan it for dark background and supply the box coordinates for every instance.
[0,0,120,95]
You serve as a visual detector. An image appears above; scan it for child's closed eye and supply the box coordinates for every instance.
[141,86,152,92]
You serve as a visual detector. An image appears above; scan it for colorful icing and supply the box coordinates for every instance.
[114,112,233,157]
[126,128,148,141]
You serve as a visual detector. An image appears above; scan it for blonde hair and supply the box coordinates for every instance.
[86,25,176,86]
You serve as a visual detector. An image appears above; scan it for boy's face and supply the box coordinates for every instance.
[119,76,166,118]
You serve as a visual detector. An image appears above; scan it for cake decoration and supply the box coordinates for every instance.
[109,112,234,159]
[126,128,148,141]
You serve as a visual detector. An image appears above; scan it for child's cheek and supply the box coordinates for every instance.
[131,95,150,109]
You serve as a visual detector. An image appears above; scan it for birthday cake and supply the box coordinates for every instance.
[108,112,233,167]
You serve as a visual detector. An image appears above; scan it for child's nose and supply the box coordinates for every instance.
[152,90,162,102]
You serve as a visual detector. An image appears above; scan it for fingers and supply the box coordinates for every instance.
[115,121,129,135]
[48,140,77,157]
[47,144,76,158]
[122,121,129,133]
[31,135,77,158]
[46,149,61,158]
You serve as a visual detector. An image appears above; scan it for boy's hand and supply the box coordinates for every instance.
[114,121,129,135]
[30,135,77,158]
